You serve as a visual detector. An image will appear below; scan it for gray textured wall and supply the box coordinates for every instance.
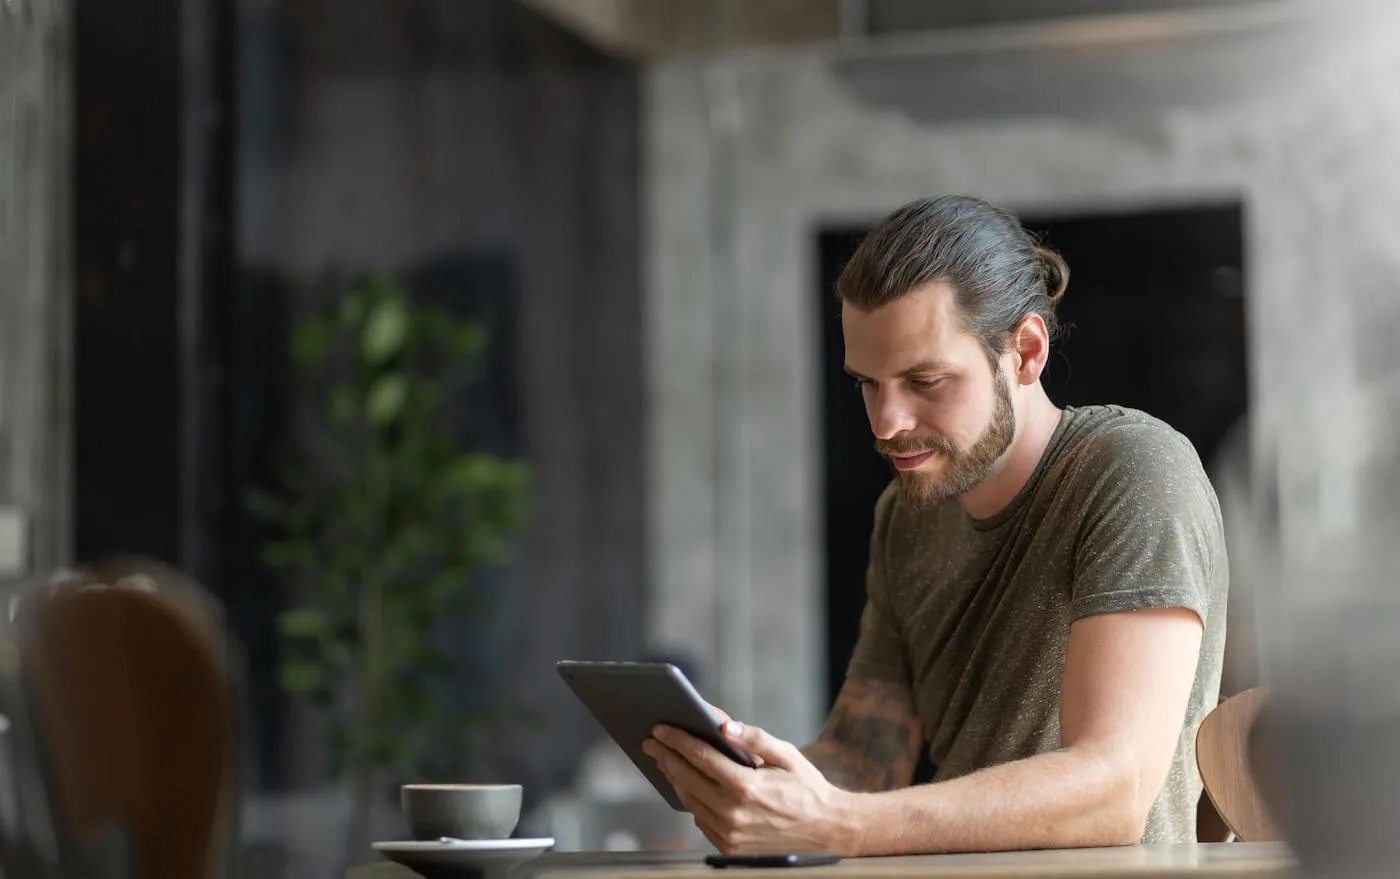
[0,0,72,579]
[644,15,1400,744]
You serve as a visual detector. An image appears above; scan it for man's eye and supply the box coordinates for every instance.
[852,378,873,391]
[911,377,943,389]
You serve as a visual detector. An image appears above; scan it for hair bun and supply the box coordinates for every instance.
[1034,245,1069,304]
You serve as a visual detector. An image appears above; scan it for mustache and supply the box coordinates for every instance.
[875,434,958,457]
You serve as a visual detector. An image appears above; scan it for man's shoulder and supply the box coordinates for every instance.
[1049,405,1223,546]
[1058,404,1205,480]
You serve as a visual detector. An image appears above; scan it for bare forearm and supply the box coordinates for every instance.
[837,748,1142,856]
[801,741,893,793]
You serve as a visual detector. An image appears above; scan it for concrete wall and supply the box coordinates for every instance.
[0,0,72,580]
[644,15,1400,743]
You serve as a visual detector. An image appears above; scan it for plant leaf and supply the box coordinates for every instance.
[328,385,358,425]
[366,374,408,425]
[363,296,409,365]
[292,319,332,367]
[277,608,329,638]
[263,540,315,572]
[244,489,286,524]
[279,661,325,693]
[453,325,487,358]
[337,291,368,328]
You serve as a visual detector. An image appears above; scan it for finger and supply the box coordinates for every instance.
[663,765,705,815]
[652,726,752,786]
[687,794,738,853]
[693,813,729,853]
[650,723,763,773]
[646,737,728,812]
[720,721,801,770]
[706,702,731,724]
[701,708,765,767]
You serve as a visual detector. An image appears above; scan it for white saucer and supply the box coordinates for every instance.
[373,838,555,875]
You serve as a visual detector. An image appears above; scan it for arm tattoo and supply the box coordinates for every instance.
[801,678,922,792]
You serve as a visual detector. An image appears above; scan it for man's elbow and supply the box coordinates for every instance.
[1113,769,1158,845]
[1084,753,1152,847]
[1102,799,1149,847]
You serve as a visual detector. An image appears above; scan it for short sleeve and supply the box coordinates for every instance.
[844,485,913,686]
[1070,424,1225,625]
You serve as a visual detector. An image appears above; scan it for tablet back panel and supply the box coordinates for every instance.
[557,661,754,811]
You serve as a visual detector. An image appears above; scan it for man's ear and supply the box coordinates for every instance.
[1009,314,1050,385]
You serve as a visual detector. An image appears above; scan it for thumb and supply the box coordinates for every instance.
[721,720,799,770]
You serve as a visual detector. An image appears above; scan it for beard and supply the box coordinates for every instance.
[876,368,1016,509]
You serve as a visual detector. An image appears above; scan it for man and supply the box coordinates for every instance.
[642,195,1227,855]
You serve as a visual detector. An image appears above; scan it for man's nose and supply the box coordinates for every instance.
[868,389,917,440]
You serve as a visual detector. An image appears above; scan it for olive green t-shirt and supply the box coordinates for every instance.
[846,405,1228,844]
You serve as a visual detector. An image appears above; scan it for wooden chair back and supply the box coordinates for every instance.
[1196,685,1284,842]
[11,559,238,879]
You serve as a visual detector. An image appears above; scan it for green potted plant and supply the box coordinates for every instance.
[249,272,530,863]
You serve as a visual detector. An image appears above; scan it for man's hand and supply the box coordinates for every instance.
[642,721,854,854]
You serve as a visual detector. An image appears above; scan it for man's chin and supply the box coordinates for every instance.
[895,470,958,509]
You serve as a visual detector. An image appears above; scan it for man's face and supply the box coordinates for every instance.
[842,282,1016,508]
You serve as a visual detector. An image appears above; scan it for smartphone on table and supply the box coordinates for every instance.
[705,853,842,869]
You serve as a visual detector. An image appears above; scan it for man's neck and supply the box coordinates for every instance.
[959,386,1063,521]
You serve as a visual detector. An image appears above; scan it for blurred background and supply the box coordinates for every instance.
[5,0,1400,876]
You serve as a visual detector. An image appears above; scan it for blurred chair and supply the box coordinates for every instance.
[1196,686,1283,843]
[0,558,240,879]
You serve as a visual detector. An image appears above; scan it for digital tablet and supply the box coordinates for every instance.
[556,660,757,811]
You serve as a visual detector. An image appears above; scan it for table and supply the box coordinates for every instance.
[348,842,1295,879]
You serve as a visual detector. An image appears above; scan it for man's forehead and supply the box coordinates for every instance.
[842,282,977,372]
[844,281,959,327]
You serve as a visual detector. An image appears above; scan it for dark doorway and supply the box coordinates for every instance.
[72,0,203,568]
[818,201,1248,726]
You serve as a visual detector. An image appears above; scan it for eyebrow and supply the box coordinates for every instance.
[843,360,956,381]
